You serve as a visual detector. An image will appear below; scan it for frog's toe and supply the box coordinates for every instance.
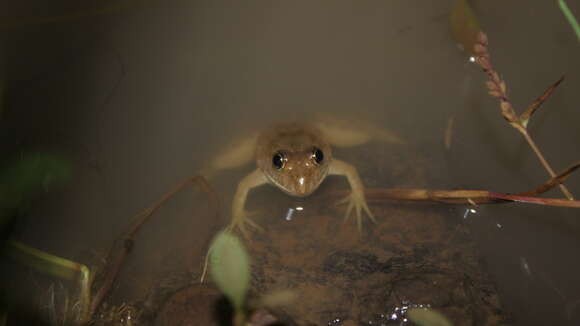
[338,193,375,232]
[361,199,375,223]
[228,211,263,238]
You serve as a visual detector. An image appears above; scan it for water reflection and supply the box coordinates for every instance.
[462,207,477,219]
[360,301,431,325]
[283,205,306,221]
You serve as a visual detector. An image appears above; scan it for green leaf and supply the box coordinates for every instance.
[0,152,71,205]
[0,152,71,229]
[450,0,481,55]
[407,308,453,326]
[558,0,580,43]
[209,231,250,310]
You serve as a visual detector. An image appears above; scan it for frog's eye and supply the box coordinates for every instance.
[272,151,286,170]
[312,147,324,165]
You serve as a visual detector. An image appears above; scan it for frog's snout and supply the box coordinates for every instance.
[293,176,309,197]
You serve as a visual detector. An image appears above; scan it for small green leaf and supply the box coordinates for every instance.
[209,231,250,310]
[407,308,453,326]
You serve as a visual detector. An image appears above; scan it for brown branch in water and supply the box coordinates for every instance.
[517,161,580,196]
[489,192,580,208]
[473,31,575,200]
[89,175,219,318]
[329,185,580,208]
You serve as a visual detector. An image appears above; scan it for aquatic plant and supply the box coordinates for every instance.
[0,152,71,230]
[209,231,250,326]
[559,0,580,42]
[449,0,580,204]
[207,231,297,326]
[473,32,576,200]
[4,241,93,325]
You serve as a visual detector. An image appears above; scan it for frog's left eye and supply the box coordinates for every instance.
[312,147,324,165]
[272,151,286,170]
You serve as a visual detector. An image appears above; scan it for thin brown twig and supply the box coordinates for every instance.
[520,130,575,199]
[328,188,580,208]
[489,192,580,208]
[328,161,580,207]
[518,161,580,196]
[89,175,219,318]
[520,75,565,127]
[473,31,575,200]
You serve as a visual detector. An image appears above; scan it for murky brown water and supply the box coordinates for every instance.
[1,1,580,325]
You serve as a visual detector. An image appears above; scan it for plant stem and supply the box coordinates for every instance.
[233,310,246,326]
[521,130,574,200]
[558,0,580,42]
[5,240,93,325]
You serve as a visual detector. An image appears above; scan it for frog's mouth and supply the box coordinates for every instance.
[275,175,325,198]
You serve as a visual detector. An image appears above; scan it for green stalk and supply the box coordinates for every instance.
[558,0,580,42]
[4,240,92,323]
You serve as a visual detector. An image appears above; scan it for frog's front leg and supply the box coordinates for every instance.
[329,159,375,231]
[227,169,268,237]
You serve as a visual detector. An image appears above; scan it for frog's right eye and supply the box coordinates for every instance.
[272,152,286,170]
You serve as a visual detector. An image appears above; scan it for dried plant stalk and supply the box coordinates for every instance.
[328,163,580,207]
[90,175,219,318]
[518,161,580,196]
[6,240,93,324]
[473,32,574,200]
[328,187,580,208]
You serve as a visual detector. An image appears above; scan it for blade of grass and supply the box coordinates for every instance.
[5,240,87,281]
[520,75,565,128]
[518,161,580,196]
[4,240,92,323]
[558,0,580,42]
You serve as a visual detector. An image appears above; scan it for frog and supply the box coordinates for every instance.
[202,118,403,236]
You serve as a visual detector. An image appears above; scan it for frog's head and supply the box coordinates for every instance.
[257,126,332,197]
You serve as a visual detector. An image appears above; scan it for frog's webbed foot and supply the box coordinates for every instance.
[336,190,375,232]
[226,209,264,239]
[329,159,375,232]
